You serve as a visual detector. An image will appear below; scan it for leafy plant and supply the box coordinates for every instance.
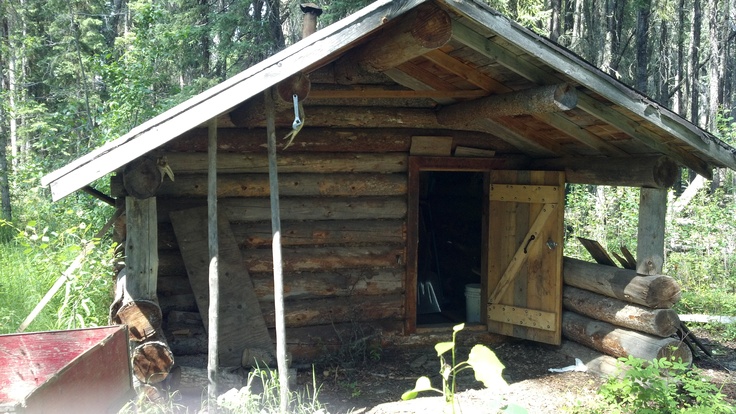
[593,355,735,414]
[401,323,526,414]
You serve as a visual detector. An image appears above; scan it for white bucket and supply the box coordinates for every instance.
[465,283,481,323]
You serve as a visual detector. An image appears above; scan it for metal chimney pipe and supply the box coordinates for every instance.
[300,3,323,38]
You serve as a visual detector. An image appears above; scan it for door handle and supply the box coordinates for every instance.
[523,235,536,254]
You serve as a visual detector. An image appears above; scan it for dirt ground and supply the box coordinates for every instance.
[301,327,735,414]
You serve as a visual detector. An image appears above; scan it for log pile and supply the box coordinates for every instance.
[561,257,692,367]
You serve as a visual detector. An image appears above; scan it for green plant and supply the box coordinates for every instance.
[401,323,526,414]
[216,367,329,414]
[595,355,735,414]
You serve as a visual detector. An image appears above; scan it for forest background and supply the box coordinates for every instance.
[0,0,735,337]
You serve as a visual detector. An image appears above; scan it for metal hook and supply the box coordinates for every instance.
[292,94,302,130]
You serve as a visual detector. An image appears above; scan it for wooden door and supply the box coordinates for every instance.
[486,170,564,345]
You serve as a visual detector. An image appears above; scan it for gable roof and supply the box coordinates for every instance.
[42,0,736,201]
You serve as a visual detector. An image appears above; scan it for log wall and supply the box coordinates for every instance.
[152,126,421,362]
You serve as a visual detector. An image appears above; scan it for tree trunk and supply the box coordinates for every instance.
[707,0,722,131]
[562,311,693,364]
[675,0,686,116]
[549,0,561,42]
[689,0,701,125]
[563,257,682,309]
[635,0,651,93]
[563,286,680,337]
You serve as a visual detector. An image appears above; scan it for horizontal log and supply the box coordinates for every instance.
[167,127,513,154]
[531,155,679,188]
[158,293,197,314]
[161,152,409,174]
[563,257,681,308]
[563,286,680,337]
[562,311,692,365]
[242,245,406,273]
[158,219,406,250]
[260,294,404,328]
[167,317,403,363]
[158,196,408,222]
[230,105,447,130]
[154,173,407,198]
[250,269,404,300]
[159,268,403,302]
[437,84,577,127]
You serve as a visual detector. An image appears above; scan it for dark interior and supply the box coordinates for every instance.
[417,171,484,325]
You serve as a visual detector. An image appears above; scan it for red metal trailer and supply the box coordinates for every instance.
[0,325,132,413]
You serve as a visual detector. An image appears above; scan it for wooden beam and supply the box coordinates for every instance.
[447,15,724,174]
[265,88,290,410]
[575,95,712,179]
[384,64,457,105]
[532,112,628,156]
[438,83,577,122]
[206,118,219,409]
[125,196,158,300]
[475,119,563,157]
[531,155,679,188]
[307,87,487,100]
[636,187,667,275]
[422,49,509,93]
[339,2,452,73]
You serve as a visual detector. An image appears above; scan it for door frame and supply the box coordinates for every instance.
[405,156,527,333]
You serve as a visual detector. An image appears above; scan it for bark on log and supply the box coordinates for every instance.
[530,155,679,188]
[242,245,405,273]
[259,294,404,328]
[337,2,452,74]
[165,128,512,154]
[563,286,680,337]
[437,84,577,128]
[157,196,408,223]
[158,152,409,175]
[131,332,175,384]
[155,173,407,198]
[562,311,692,365]
[563,257,681,308]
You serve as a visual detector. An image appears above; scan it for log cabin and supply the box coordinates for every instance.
[41,0,736,383]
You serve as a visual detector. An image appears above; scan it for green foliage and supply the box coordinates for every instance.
[0,217,113,334]
[401,323,526,414]
[590,355,735,414]
[216,367,328,414]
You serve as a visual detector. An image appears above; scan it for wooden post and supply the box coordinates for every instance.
[637,187,667,275]
[265,88,289,413]
[125,197,158,299]
[207,117,219,412]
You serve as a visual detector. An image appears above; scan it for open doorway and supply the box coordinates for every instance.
[416,171,484,325]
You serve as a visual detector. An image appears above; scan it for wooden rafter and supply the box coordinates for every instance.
[308,87,487,100]
[422,49,509,93]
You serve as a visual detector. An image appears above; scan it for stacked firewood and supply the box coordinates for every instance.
[560,256,692,374]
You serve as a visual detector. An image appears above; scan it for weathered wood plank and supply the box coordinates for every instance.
[157,197,408,222]
[259,295,405,328]
[155,173,407,198]
[170,207,274,367]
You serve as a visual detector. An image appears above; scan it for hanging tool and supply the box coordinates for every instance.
[283,94,304,149]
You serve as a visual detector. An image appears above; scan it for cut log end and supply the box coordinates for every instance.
[132,340,175,384]
[411,4,452,49]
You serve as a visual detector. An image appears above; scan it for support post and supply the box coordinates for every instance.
[206,117,219,412]
[265,88,289,413]
[636,187,667,275]
[125,196,158,299]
